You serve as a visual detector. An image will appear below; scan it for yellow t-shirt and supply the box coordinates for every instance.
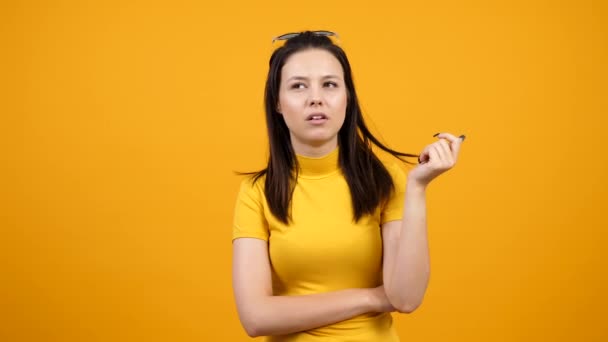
[232,147,407,341]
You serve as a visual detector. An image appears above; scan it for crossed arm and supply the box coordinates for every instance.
[231,179,430,337]
[232,238,385,337]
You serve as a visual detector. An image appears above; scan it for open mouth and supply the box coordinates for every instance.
[306,114,328,121]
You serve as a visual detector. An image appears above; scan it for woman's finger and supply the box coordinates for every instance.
[434,132,460,143]
[418,145,430,164]
[436,139,454,166]
[427,144,441,166]
[430,142,449,167]
[435,132,464,161]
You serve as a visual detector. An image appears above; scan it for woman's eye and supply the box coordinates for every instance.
[291,83,305,89]
[324,81,338,88]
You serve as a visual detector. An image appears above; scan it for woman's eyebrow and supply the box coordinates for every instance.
[286,76,308,82]
[286,75,342,82]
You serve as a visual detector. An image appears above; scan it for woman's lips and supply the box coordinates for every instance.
[306,113,328,125]
[306,113,327,120]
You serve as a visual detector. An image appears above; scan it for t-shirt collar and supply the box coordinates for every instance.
[296,147,340,178]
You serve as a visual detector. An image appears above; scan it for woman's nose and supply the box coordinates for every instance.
[308,87,323,106]
[309,98,322,106]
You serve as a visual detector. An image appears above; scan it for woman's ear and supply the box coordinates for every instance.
[276,103,282,114]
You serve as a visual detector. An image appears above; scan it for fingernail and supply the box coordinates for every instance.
[433,133,440,137]
[459,134,466,141]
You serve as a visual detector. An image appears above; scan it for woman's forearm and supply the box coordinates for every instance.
[386,179,431,313]
[243,288,372,337]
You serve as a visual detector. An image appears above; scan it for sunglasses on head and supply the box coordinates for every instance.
[271,30,340,44]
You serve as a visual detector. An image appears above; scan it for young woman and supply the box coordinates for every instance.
[231,31,465,341]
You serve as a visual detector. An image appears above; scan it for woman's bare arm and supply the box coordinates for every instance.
[383,133,464,312]
[382,182,430,313]
[232,238,391,337]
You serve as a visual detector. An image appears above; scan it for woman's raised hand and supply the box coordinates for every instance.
[408,132,465,187]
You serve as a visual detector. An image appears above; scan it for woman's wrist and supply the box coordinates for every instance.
[406,176,428,194]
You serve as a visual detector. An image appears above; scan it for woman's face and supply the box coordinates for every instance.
[277,48,347,155]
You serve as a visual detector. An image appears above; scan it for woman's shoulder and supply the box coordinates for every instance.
[378,157,408,186]
[237,171,267,194]
[379,157,406,174]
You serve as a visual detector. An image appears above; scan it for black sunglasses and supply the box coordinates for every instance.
[271,30,339,44]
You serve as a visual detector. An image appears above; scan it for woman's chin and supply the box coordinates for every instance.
[306,135,338,147]
[291,136,337,150]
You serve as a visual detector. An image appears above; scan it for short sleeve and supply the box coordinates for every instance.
[380,162,407,224]
[232,177,270,242]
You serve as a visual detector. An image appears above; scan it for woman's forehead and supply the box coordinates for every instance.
[282,49,343,78]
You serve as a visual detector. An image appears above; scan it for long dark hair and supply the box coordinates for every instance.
[248,31,418,224]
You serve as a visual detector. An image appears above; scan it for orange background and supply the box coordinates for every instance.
[2,0,607,341]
